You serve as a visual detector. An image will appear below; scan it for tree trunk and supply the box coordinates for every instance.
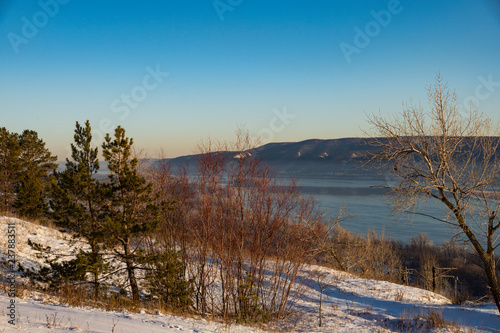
[483,254,500,313]
[319,290,323,327]
[90,240,101,301]
[93,274,100,301]
[123,244,140,303]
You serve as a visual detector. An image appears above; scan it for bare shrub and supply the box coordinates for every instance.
[183,130,326,321]
[317,225,402,283]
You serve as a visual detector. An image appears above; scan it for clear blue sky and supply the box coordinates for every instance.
[1,0,499,159]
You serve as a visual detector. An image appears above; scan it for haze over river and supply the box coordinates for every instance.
[295,176,460,245]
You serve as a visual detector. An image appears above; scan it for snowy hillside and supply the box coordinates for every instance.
[1,216,500,332]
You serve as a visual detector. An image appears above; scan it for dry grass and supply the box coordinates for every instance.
[45,312,63,329]
[0,210,56,230]
[394,289,405,302]
[392,307,474,332]
[423,308,453,329]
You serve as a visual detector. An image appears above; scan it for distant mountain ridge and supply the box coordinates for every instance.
[167,137,383,177]
[252,138,376,161]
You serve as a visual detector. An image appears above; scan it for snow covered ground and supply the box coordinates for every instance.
[1,216,500,332]
[1,294,262,332]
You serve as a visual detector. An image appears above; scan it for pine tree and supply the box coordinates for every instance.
[140,248,194,310]
[15,130,57,217]
[18,129,57,178]
[51,121,107,299]
[0,128,21,211]
[15,170,45,218]
[101,126,159,303]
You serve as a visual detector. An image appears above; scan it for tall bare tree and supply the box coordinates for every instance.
[366,74,500,312]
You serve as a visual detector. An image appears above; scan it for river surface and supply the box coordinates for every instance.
[294,176,460,245]
[77,160,461,245]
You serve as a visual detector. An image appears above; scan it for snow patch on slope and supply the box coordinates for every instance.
[2,216,500,332]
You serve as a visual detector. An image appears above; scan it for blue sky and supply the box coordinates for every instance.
[1,0,499,159]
